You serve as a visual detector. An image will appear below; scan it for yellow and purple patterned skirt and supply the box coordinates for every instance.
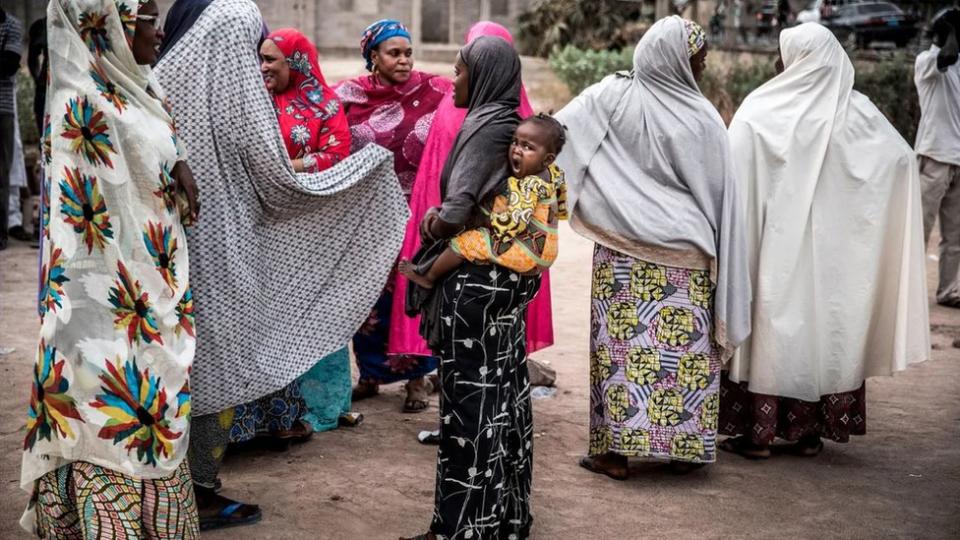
[29,460,199,539]
[588,244,720,463]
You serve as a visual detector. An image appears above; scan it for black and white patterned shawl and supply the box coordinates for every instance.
[154,0,408,415]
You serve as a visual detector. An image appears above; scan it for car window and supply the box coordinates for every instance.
[859,3,900,14]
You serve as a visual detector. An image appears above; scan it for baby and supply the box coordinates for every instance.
[400,113,567,288]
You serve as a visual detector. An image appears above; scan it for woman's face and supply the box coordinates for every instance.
[131,0,164,65]
[371,37,413,85]
[690,43,708,83]
[452,54,469,108]
[260,39,290,94]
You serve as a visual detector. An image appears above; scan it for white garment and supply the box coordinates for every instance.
[556,15,751,357]
[914,45,960,167]
[8,98,26,227]
[726,23,930,401]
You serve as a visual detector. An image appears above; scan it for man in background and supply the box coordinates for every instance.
[915,9,960,308]
[0,8,22,251]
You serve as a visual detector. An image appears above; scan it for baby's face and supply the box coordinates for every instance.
[509,122,554,178]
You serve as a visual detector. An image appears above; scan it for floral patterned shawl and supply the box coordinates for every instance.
[335,70,452,196]
[268,28,350,172]
[21,0,195,519]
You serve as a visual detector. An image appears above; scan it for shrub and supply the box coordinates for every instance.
[549,45,920,141]
[518,0,647,57]
[548,45,633,95]
[854,53,919,144]
[17,70,38,145]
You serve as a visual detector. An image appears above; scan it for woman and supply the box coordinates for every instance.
[155,0,408,529]
[225,28,355,446]
[336,19,452,412]
[402,35,535,540]
[21,0,200,536]
[389,21,557,362]
[720,23,929,459]
[556,16,751,479]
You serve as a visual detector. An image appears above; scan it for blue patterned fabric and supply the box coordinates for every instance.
[298,347,352,432]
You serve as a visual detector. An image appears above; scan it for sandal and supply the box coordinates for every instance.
[578,454,628,481]
[399,533,436,540]
[272,420,313,443]
[783,436,824,457]
[403,377,430,413]
[352,381,380,401]
[718,436,771,460]
[196,488,262,531]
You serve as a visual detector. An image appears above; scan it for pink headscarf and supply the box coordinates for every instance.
[387,21,554,357]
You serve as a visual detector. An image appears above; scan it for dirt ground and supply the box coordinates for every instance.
[1,57,959,539]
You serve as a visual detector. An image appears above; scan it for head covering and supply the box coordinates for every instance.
[388,21,547,359]
[22,0,194,517]
[555,16,751,358]
[155,0,408,416]
[266,28,350,172]
[725,23,929,400]
[438,35,521,226]
[158,0,213,60]
[360,19,411,71]
[334,67,451,194]
[684,19,706,57]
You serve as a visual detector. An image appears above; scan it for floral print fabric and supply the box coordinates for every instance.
[22,0,194,522]
[268,28,350,173]
[589,245,720,463]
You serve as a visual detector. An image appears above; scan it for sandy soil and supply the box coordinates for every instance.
[1,57,958,539]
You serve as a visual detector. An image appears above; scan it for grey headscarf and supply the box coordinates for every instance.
[556,16,751,358]
[438,35,522,227]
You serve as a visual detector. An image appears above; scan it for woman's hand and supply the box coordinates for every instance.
[171,160,200,224]
[420,207,440,243]
[291,158,305,173]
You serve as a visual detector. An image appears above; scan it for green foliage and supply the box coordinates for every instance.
[548,45,633,95]
[17,70,38,144]
[518,0,647,57]
[549,45,920,140]
[854,53,919,144]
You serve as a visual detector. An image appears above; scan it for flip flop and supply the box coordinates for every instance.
[199,501,262,531]
[417,430,440,445]
[403,397,429,413]
[782,439,824,457]
[718,436,771,460]
[352,382,380,401]
[578,455,628,481]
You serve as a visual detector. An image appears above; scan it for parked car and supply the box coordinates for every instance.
[756,0,780,36]
[823,1,919,47]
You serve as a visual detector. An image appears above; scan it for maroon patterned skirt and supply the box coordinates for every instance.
[719,372,866,445]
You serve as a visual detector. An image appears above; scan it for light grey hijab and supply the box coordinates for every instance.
[555,15,751,358]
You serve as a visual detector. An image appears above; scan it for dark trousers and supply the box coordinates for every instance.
[0,113,15,245]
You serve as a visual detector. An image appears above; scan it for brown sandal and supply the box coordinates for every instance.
[403,377,430,413]
[719,436,771,460]
[578,454,628,481]
[352,381,380,401]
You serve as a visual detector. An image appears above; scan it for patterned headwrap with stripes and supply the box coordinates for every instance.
[684,18,706,57]
[360,19,412,71]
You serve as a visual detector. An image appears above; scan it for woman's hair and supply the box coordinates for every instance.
[522,113,567,155]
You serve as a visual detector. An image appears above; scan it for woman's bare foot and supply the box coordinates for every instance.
[403,376,430,413]
[399,259,434,289]
[579,452,628,481]
[352,381,379,401]
[195,485,262,531]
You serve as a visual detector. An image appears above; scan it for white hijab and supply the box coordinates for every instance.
[556,16,751,357]
[726,23,929,400]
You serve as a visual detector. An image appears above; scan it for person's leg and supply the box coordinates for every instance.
[398,248,465,289]
[429,267,528,539]
[188,409,261,530]
[0,114,14,249]
[142,459,200,539]
[919,156,950,245]
[935,164,960,306]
